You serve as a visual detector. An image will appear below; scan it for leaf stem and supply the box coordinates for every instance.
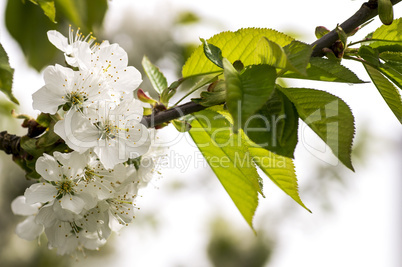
[348,38,402,47]
[343,55,379,69]
[173,86,205,106]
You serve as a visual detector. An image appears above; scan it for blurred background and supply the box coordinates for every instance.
[0,0,401,266]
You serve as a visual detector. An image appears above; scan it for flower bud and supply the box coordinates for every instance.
[137,88,158,104]
[315,26,330,39]
[378,0,394,25]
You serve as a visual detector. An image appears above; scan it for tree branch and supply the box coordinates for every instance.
[143,0,402,127]
[311,0,402,57]
[1,0,401,156]
[0,131,21,157]
[141,101,206,127]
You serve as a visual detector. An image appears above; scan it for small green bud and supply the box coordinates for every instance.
[378,0,394,25]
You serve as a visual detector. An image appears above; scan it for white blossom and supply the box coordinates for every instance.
[32,64,111,114]
[88,43,142,98]
[25,152,97,214]
[47,27,142,100]
[47,26,94,69]
[54,100,151,169]
[14,25,165,256]
[11,196,44,241]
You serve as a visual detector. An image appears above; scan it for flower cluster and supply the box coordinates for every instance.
[11,27,159,255]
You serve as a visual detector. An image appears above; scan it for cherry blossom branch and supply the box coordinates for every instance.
[1,0,401,155]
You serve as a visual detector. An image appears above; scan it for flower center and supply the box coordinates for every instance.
[84,166,104,181]
[56,178,75,196]
[67,91,87,106]
[98,122,118,140]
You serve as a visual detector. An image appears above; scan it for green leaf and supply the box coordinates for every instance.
[358,45,380,67]
[255,37,288,69]
[283,41,312,75]
[183,28,294,77]
[223,59,277,132]
[377,52,402,90]
[363,64,402,123]
[254,38,313,75]
[36,120,61,147]
[20,136,44,158]
[142,56,168,95]
[54,0,83,27]
[6,0,58,71]
[193,80,226,107]
[30,0,56,23]
[36,113,52,127]
[279,87,355,170]
[0,44,17,104]
[160,80,182,105]
[171,119,191,132]
[369,18,402,53]
[55,0,108,32]
[315,26,330,39]
[244,88,299,158]
[189,109,262,229]
[379,62,402,90]
[84,0,108,32]
[282,57,365,83]
[201,38,223,68]
[371,18,402,46]
[380,51,402,63]
[248,146,310,212]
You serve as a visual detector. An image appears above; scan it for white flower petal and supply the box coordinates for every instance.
[11,196,41,216]
[25,183,58,205]
[15,216,44,241]
[52,200,82,221]
[76,207,109,234]
[94,143,122,170]
[35,205,57,227]
[46,220,72,249]
[108,214,124,232]
[54,111,99,153]
[60,194,85,214]
[108,201,135,225]
[65,55,79,68]
[112,66,142,92]
[81,233,106,250]
[43,64,74,93]
[70,41,92,69]
[54,151,86,179]
[112,99,143,122]
[95,180,115,200]
[96,43,128,69]
[79,193,98,210]
[138,156,155,185]
[47,30,69,53]
[123,123,151,159]
[35,153,63,182]
[32,85,65,114]
[56,236,79,255]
